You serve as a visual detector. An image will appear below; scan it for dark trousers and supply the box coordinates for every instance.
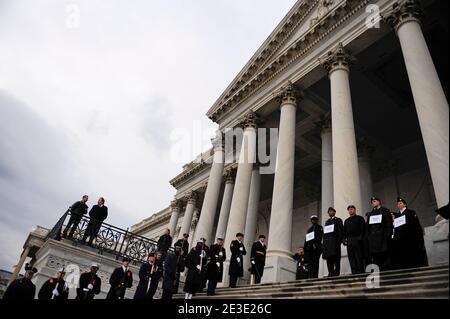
[347,244,365,274]
[308,252,321,278]
[106,287,125,299]
[82,221,101,245]
[326,256,341,277]
[207,279,218,295]
[148,279,159,299]
[62,216,81,239]
[370,252,390,271]
[229,276,238,288]
[161,289,173,300]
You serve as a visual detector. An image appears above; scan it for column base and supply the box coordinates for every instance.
[261,254,296,284]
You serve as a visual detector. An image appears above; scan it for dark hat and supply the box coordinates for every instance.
[24,263,37,274]
[236,232,244,237]
[183,233,189,237]
[148,252,155,257]
[347,205,356,210]
[328,207,336,213]
[122,257,130,262]
[310,215,319,220]
[371,196,381,202]
[258,234,266,239]
[397,197,407,205]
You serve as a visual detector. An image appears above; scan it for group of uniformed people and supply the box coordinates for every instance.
[297,196,428,280]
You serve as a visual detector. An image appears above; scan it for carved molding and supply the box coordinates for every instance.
[320,42,356,74]
[310,0,335,26]
[383,0,424,32]
[185,190,198,205]
[239,110,260,129]
[169,160,211,189]
[224,167,237,184]
[315,112,332,132]
[274,81,300,106]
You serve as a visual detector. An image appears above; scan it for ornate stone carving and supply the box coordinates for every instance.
[310,0,335,26]
[315,112,332,132]
[274,81,299,105]
[224,167,236,184]
[383,0,424,31]
[169,160,211,189]
[211,131,224,152]
[320,43,356,74]
[239,110,260,129]
[170,199,181,211]
[185,190,197,205]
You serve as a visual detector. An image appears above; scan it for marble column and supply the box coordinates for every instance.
[243,164,262,282]
[8,246,30,285]
[194,133,225,244]
[179,191,197,239]
[168,199,181,237]
[321,43,362,220]
[215,167,236,240]
[357,138,375,214]
[385,0,449,208]
[264,82,298,283]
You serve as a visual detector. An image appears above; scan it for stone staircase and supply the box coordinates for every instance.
[176,264,449,299]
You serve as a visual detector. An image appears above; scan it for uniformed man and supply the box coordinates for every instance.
[392,197,428,270]
[229,233,246,288]
[147,252,164,299]
[174,233,190,256]
[38,267,69,300]
[366,196,393,271]
[293,247,309,280]
[3,263,37,300]
[250,235,267,284]
[76,262,101,300]
[133,253,157,299]
[62,195,88,239]
[322,207,344,277]
[206,236,226,296]
[183,240,208,299]
[106,257,133,299]
[303,215,323,278]
[343,205,366,274]
[162,243,185,300]
[157,228,173,260]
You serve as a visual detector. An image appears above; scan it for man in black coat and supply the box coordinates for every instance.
[174,233,190,256]
[147,252,164,299]
[162,243,185,299]
[133,253,157,299]
[76,263,101,300]
[82,197,108,246]
[206,236,226,296]
[62,195,88,239]
[322,207,344,277]
[367,196,393,271]
[183,240,208,299]
[303,215,323,278]
[228,233,246,288]
[106,257,133,299]
[293,247,309,280]
[38,267,69,300]
[250,235,266,284]
[3,264,37,300]
[392,197,428,270]
[157,228,173,260]
[344,205,366,274]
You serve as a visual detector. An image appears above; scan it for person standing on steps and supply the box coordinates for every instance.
[229,233,246,288]
[250,235,267,284]
[304,215,323,278]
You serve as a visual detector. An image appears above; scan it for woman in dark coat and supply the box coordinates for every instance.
[183,241,208,299]
[162,243,185,299]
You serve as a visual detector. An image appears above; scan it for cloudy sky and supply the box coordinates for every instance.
[0,0,296,271]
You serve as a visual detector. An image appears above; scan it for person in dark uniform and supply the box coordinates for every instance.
[183,240,208,299]
[250,235,267,284]
[229,233,246,288]
[322,207,344,277]
[81,197,108,246]
[62,195,88,239]
[147,252,164,299]
[76,263,101,300]
[343,205,366,274]
[366,196,393,271]
[3,263,37,300]
[304,215,323,278]
[293,247,309,280]
[133,253,157,299]
[206,236,226,296]
[174,233,190,256]
[157,228,173,260]
[106,257,133,299]
[38,267,69,300]
[392,197,428,270]
[162,243,185,300]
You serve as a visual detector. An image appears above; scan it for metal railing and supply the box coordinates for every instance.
[46,208,173,264]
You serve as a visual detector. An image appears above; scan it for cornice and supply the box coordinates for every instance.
[169,158,212,189]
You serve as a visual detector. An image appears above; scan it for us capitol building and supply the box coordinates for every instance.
[7,0,449,298]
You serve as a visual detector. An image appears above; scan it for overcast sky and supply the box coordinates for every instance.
[0,0,296,271]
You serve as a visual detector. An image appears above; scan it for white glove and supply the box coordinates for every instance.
[196,265,201,270]
[219,252,223,256]
[216,262,220,267]
[236,257,241,263]
[87,284,94,290]
[52,288,59,297]
[239,247,243,251]
[251,260,255,265]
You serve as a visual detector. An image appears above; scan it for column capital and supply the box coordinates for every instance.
[224,167,236,184]
[320,43,356,74]
[383,0,424,32]
[211,131,225,152]
[315,112,332,134]
[357,137,375,158]
[239,110,260,129]
[274,81,301,106]
[185,190,198,205]
[170,199,181,211]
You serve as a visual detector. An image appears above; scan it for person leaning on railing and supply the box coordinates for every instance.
[62,195,89,239]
